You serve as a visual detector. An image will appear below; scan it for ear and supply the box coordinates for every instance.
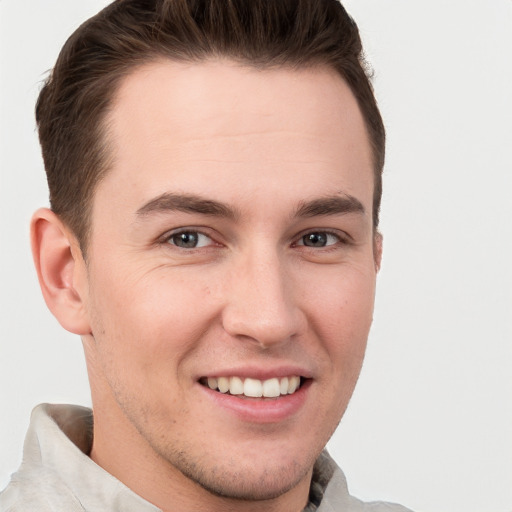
[31,208,91,335]
[373,231,383,272]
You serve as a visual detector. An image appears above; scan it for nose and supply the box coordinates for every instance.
[221,249,306,348]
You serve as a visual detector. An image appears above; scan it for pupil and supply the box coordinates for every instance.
[304,233,326,247]
[174,232,198,248]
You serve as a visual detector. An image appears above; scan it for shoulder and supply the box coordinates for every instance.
[321,472,414,512]
[0,404,93,512]
[316,452,414,512]
[0,468,86,512]
[356,501,414,512]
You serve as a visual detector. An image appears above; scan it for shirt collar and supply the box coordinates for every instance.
[23,403,160,512]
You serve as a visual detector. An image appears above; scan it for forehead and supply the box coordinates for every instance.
[98,59,373,217]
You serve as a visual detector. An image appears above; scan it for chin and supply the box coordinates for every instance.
[172,452,314,501]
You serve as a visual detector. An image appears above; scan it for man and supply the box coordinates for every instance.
[1,1,412,511]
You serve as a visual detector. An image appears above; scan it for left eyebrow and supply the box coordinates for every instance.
[294,194,365,218]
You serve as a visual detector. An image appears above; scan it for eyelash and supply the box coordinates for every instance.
[161,228,350,251]
[163,229,217,250]
[293,230,348,249]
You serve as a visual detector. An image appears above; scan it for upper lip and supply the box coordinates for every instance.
[197,365,313,381]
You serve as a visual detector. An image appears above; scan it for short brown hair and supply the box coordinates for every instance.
[36,0,385,253]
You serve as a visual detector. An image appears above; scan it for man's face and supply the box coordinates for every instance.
[80,60,379,501]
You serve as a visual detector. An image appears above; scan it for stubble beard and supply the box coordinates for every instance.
[164,447,314,502]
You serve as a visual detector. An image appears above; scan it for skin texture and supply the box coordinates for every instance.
[32,60,382,512]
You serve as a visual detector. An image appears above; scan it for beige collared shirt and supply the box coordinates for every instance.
[0,404,412,511]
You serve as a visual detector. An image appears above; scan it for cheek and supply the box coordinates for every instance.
[304,264,376,336]
[302,265,376,389]
[86,264,218,376]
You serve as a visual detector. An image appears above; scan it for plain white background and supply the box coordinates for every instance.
[0,2,511,511]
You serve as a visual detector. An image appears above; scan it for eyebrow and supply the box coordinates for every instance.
[295,194,365,218]
[136,192,365,221]
[136,193,240,220]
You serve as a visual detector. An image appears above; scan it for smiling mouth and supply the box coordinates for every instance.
[199,376,303,398]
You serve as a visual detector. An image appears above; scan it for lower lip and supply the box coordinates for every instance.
[198,379,311,424]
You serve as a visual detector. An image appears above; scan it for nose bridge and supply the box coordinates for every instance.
[222,244,303,347]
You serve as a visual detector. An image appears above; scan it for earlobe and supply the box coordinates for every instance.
[374,232,383,272]
[31,208,91,335]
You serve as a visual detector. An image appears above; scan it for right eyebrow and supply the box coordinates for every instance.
[136,192,240,220]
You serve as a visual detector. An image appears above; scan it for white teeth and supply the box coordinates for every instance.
[244,378,263,397]
[229,376,244,395]
[280,377,289,395]
[262,378,280,398]
[218,377,230,393]
[205,375,302,398]
[287,376,300,394]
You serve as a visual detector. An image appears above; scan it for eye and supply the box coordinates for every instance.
[297,231,340,248]
[167,230,213,249]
